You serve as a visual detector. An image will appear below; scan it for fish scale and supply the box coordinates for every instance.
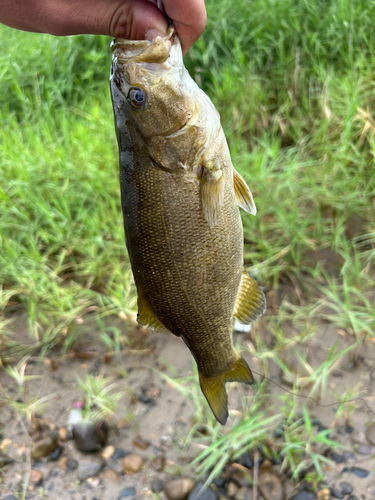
[110,26,266,424]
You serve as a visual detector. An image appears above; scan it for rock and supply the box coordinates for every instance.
[330,487,344,499]
[2,496,17,500]
[238,451,253,469]
[66,458,78,470]
[72,420,109,452]
[87,476,100,488]
[122,453,144,473]
[317,489,330,500]
[118,487,136,498]
[77,456,105,481]
[0,438,12,450]
[365,422,375,446]
[0,451,14,468]
[236,486,252,500]
[58,456,68,470]
[102,469,121,482]
[227,482,238,498]
[150,454,165,472]
[368,481,375,496]
[347,496,358,500]
[342,451,355,461]
[30,469,44,486]
[355,444,371,455]
[48,445,63,461]
[150,476,164,493]
[112,448,130,460]
[345,466,370,478]
[133,436,150,449]
[102,445,115,460]
[58,426,69,442]
[188,482,218,500]
[31,434,58,459]
[258,469,284,500]
[164,478,195,500]
[292,490,318,500]
[339,482,353,495]
[330,451,343,463]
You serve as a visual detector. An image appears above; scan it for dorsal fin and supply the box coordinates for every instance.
[233,169,256,215]
[233,269,266,325]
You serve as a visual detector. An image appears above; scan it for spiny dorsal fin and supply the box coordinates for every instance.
[199,354,254,425]
[233,169,256,215]
[200,168,224,228]
[137,288,174,335]
[233,269,266,325]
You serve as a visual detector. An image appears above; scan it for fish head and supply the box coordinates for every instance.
[110,27,196,141]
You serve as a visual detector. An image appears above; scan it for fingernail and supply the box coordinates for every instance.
[145,24,167,41]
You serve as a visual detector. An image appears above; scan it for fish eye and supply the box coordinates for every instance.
[128,87,146,108]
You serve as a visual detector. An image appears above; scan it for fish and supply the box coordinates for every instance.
[110,26,266,424]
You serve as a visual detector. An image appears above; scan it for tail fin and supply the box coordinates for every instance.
[199,355,254,425]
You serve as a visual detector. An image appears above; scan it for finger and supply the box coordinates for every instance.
[162,0,206,54]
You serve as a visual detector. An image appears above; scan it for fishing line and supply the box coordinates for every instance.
[251,369,375,417]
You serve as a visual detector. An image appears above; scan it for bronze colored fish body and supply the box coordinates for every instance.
[110,28,266,424]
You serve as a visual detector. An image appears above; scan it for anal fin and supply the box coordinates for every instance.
[233,269,266,325]
[137,289,174,335]
[233,169,256,215]
[200,168,224,228]
[199,355,254,425]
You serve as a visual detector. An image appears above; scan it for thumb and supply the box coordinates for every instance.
[97,0,168,40]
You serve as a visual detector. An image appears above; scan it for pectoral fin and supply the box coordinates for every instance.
[200,168,224,228]
[137,289,173,334]
[233,169,257,215]
[199,355,254,425]
[233,269,266,325]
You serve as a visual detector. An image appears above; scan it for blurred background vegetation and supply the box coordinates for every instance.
[0,0,374,487]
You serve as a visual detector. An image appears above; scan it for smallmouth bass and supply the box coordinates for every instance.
[110,27,266,424]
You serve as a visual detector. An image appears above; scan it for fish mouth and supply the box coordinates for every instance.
[111,26,175,64]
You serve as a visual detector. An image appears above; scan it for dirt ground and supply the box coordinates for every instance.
[0,313,375,499]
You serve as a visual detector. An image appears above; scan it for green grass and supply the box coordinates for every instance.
[1,0,375,489]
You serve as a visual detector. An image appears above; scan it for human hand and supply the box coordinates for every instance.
[0,0,206,54]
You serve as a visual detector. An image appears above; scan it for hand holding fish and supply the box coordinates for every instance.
[0,0,206,53]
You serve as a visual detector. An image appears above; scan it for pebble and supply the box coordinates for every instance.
[188,482,218,500]
[292,490,318,500]
[330,487,344,499]
[102,469,121,482]
[347,496,358,500]
[151,454,166,471]
[2,496,17,500]
[102,445,115,460]
[236,487,252,500]
[30,469,44,486]
[77,456,105,481]
[339,482,353,495]
[342,451,355,461]
[123,453,144,473]
[330,451,343,463]
[48,445,63,461]
[118,487,136,498]
[58,426,69,442]
[133,436,150,449]
[368,481,375,496]
[345,466,370,478]
[31,434,58,459]
[150,477,164,493]
[0,452,14,468]
[58,456,68,469]
[66,458,78,470]
[355,444,371,455]
[0,438,12,450]
[164,478,195,500]
[112,448,130,460]
[72,421,109,452]
[227,482,238,498]
[258,469,284,500]
[238,451,253,469]
[317,489,330,500]
[365,422,375,446]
